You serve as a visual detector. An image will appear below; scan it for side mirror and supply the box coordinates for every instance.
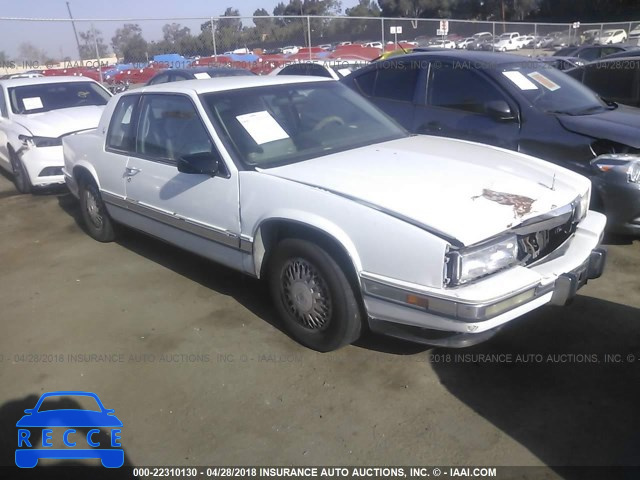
[485,100,516,122]
[177,152,220,176]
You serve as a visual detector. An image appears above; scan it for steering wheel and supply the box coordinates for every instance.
[312,115,345,132]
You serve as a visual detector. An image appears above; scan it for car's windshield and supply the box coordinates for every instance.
[200,81,407,168]
[498,61,610,115]
[9,81,110,114]
[500,34,512,39]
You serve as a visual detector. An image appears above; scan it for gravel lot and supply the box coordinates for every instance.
[0,171,639,477]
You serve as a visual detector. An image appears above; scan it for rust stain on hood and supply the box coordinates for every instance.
[473,189,536,218]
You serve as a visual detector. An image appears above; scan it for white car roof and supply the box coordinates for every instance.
[0,75,98,88]
[136,75,334,96]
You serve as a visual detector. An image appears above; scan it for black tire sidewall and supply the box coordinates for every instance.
[79,179,116,242]
[268,238,362,352]
[9,149,31,194]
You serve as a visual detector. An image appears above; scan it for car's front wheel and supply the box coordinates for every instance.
[79,178,117,242]
[268,238,362,352]
[9,148,32,194]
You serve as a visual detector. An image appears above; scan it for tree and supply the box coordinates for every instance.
[112,24,147,60]
[377,0,457,18]
[78,28,109,60]
[162,23,192,45]
[346,0,381,16]
[18,42,49,63]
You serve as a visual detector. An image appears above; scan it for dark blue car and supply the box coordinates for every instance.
[16,391,123,468]
[342,51,640,235]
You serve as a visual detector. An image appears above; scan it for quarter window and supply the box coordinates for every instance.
[136,94,213,163]
[374,63,419,102]
[428,64,507,114]
[353,70,376,97]
[106,95,140,153]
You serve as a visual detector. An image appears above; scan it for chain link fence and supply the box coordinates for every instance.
[1,16,639,83]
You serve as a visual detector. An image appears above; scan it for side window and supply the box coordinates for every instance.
[602,47,623,57]
[0,88,7,118]
[373,63,419,102]
[353,69,376,97]
[136,94,214,163]
[584,62,636,102]
[148,73,170,85]
[170,73,189,82]
[579,49,600,62]
[279,64,305,75]
[106,95,140,153]
[428,64,507,114]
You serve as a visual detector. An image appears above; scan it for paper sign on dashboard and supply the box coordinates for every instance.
[236,111,289,145]
[502,71,538,90]
[22,97,44,110]
[193,72,211,79]
[527,71,561,91]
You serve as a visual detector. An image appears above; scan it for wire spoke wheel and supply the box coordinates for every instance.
[84,188,104,229]
[280,257,332,331]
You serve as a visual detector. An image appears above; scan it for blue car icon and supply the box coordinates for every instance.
[16,391,123,468]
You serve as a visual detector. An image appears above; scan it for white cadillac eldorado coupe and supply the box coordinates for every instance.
[62,76,607,351]
[0,76,111,193]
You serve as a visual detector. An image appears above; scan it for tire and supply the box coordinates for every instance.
[267,238,362,352]
[79,177,117,242]
[9,148,32,194]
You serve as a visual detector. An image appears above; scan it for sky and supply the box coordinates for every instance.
[0,0,361,59]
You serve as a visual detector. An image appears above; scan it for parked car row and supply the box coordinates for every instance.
[7,47,640,352]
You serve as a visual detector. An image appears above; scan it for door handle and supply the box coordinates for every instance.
[124,167,141,177]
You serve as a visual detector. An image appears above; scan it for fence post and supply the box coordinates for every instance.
[492,21,495,51]
[533,23,537,55]
[210,18,217,58]
[307,15,312,59]
[381,17,385,47]
[91,23,103,83]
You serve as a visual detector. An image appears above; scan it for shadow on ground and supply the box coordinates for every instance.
[430,295,640,478]
[56,193,428,355]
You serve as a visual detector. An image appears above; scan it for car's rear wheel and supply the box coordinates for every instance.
[268,238,362,352]
[9,147,32,194]
[79,178,117,242]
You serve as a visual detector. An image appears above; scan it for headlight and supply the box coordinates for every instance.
[18,134,62,148]
[591,153,640,184]
[445,235,519,287]
[574,187,590,222]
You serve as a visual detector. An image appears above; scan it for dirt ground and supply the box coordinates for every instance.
[0,171,639,479]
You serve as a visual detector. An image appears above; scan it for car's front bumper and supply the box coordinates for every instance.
[17,144,65,188]
[593,175,640,235]
[361,211,607,348]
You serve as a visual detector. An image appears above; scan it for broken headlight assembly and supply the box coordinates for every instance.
[445,235,519,287]
[591,154,640,184]
[18,134,62,148]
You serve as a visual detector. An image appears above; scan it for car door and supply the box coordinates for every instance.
[414,61,520,150]
[124,93,241,252]
[99,94,142,201]
[351,61,422,130]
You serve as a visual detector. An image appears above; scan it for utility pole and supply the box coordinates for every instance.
[66,1,82,60]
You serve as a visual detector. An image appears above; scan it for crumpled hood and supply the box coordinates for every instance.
[15,105,105,138]
[260,136,590,246]
[556,104,640,149]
